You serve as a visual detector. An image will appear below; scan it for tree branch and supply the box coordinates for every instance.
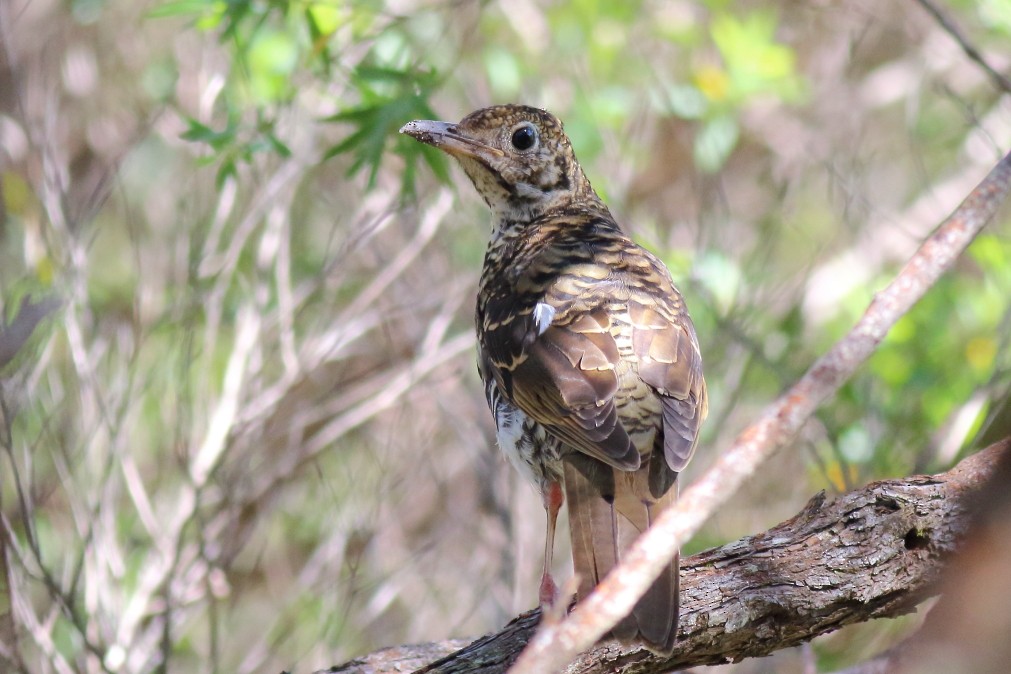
[837,431,1011,674]
[0,294,61,370]
[323,440,1007,674]
[913,0,1011,95]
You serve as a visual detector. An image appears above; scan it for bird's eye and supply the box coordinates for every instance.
[511,125,537,151]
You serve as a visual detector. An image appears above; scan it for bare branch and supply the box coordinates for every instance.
[0,295,60,370]
[326,441,1007,674]
[508,150,1011,673]
[914,0,1011,95]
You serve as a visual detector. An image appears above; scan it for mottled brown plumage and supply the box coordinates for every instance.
[401,104,707,655]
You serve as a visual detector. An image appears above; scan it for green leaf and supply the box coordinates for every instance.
[147,0,211,19]
[323,62,445,190]
[980,0,1011,36]
[693,115,739,172]
[307,2,343,36]
[658,84,709,120]
[246,29,300,103]
[710,11,805,103]
[266,132,292,158]
[180,118,236,150]
[484,47,522,99]
[215,158,237,190]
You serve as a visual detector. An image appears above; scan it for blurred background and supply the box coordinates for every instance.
[1,0,1010,672]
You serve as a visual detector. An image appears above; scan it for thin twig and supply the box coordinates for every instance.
[914,0,1011,95]
[508,150,1011,674]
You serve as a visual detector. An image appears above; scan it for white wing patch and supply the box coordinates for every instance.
[533,302,555,336]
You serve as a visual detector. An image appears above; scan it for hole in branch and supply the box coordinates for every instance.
[904,528,931,550]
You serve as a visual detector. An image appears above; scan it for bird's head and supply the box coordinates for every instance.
[400,105,600,222]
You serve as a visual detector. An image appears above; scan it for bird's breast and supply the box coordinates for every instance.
[489,380,564,488]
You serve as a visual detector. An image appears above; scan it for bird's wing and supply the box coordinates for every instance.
[482,297,640,471]
[627,253,708,472]
[480,223,706,473]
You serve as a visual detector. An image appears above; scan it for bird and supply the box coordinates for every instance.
[400,104,707,656]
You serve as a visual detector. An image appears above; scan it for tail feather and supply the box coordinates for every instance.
[564,459,638,639]
[562,457,680,655]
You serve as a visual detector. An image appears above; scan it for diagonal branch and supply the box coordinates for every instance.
[507,149,1011,673]
[325,440,1008,674]
[0,295,61,370]
[913,0,1011,95]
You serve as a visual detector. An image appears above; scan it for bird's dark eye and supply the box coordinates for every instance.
[511,125,537,151]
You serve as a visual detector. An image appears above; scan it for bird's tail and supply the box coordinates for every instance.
[563,454,679,656]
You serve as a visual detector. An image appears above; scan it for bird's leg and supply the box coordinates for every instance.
[539,480,563,608]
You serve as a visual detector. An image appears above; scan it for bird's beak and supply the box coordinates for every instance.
[399,120,504,159]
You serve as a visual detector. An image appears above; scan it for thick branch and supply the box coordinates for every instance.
[837,433,1011,674]
[324,441,1007,674]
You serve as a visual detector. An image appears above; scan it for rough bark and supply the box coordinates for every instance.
[840,435,1011,674]
[321,441,1006,674]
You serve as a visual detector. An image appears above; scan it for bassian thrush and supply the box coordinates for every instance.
[401,105,707,655]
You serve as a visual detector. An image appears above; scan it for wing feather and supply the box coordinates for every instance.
[507,322,639,469]
[629,298,708,471]
[482,277,641,469]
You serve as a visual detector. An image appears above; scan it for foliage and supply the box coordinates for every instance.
[323,65,449,190]
[0,0,1009,673]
